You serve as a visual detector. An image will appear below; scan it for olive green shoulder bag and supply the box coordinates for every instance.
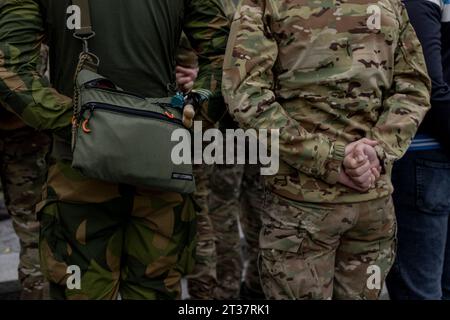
[71,0,195,193]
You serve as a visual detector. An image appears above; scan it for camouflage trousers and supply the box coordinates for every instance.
[186,164,217,299]
[0,127,51,300]
[38,160,196,300]
[259,192,396,300]
[209,164,264,299]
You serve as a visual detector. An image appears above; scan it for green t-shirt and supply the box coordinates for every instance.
[41,0,185,98]
[0,0,228,130]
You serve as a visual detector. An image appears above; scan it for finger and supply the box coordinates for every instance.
[183,117,193,129]
[371,167,381,180]
[359,138,378,147]
[353,143,369,163]
[176,66,198,77]
[345,141,358,155]
[181,81,194,92]
[345,138,378,155]
[368,175,376,190]
[345,160,371,177]
[339,170,369,192]
[343,155,357,169]
[177,76,194,85]
[343,155,360,170]
[350,169,373,186]
[343,153,367,169]
[182,111,194,128]
[183,104,195,120]
[360,174,376,191]
[175,69,197,78]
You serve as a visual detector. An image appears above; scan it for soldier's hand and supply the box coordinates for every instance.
[338,169,374,192]
[183,104,195,129]
[345,143,381,177]
[176,65,199,93]
[341,138,381,191]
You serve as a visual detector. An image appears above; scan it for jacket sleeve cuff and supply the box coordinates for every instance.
[321,141,346,185]
[374,145,389,174]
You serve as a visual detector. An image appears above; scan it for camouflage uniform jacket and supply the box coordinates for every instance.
[0,45,48,131]
[223,0,432,203]
[177,0,236,69]
[176,0,236,128]
[0,0,229,134]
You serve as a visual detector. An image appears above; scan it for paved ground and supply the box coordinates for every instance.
[0,218,21,299]
[0,219,20,278]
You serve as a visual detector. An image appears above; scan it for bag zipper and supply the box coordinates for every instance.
[84,80,179,112]
[84,79,147,100]
[81,102,184,126]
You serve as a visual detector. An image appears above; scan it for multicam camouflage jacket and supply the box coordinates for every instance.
[0,0,229,134]
[223,0,432,203]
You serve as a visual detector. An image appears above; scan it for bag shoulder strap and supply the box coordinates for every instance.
[71,0,99,148]
[73,0,94,38]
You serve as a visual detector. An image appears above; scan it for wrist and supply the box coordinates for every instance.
[322,142,346,185]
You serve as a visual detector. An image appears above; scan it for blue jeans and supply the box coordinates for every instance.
[386,149,450,300]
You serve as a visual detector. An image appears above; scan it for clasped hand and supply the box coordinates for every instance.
[339,138,382,192]
[176,65,199,129]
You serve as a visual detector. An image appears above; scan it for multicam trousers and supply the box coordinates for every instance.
[259,192,397,300]
[0,127,51,300]
[186,164,217,299]
[209,164,264,299]
[38,160,196,300]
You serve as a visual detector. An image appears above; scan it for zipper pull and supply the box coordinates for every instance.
[81,104,95,134]
[157,102,176,119]
[165,111,175,119]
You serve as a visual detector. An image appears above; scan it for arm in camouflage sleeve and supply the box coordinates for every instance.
[183,0,229,123]
[0,0,72,131]
[222,0,346,185]
[370,1,432,169]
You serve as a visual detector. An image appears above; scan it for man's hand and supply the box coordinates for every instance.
[182,104,195,128]
[344,142,381,178]
[339,138,381,192]
[176,65,199,93]
[176,65,198,128]
[338,169,376,192]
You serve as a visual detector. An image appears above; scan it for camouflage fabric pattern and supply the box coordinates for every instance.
[177,33,200,69]
[0,127,51,299]
[0,1,72,132]
[175,0,235,300]
[259,192,396,299]
[0,0,228,300]
[222,0,237,21]
[222,0,431,204]
[0,43,48,132]
[38,44,49,79]
[186,164,217,300]
[238,165,265,298]
[209,164,264,299]
[38,160,196,300]
[209,164,243,299]
[176,0,235,70]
